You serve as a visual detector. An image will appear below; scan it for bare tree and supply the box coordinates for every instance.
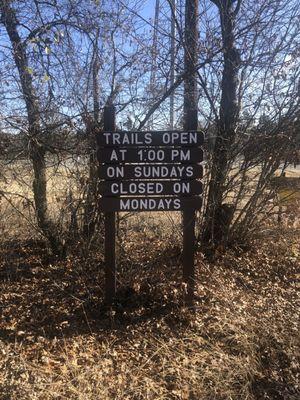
[202,0,242,245]
[0,0,63,254]
[0,0,298,253]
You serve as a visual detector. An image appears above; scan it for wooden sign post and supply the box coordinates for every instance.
[103,105,116,305]
[98,105,204,306]
[183,109,198,307]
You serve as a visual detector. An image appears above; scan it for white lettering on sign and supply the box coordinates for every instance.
[171,149,190,161]
[137,149,165,162]
[120,198,181,211]
[173,182,190,194]
[162,132,197,145]
[110,182,164,195]
[103,132,152,145]
[134,165,194,178]
[102,132,199,146]
[100,148,200,163]
[106,166,124,178]
[110,149,127,161]
[110,150,118,161]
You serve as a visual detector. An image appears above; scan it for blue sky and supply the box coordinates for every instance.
[142,0,156,17]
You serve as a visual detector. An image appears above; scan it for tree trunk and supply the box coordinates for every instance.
[1,1,63,255]
[182,0,198,302]
[184,0,198,129]
[203,0,241,246]
[82,31,101,239]
[169,0,176,129]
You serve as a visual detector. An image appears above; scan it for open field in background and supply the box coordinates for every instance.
[1,158,185,238]
[1,157,300,239]
[0,158,88,239]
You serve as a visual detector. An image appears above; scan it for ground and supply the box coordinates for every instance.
[0,213,299,400]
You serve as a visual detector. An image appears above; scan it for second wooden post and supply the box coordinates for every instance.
[103,105,116,305]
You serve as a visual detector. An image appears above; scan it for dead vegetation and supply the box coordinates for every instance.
[0,212,299,400]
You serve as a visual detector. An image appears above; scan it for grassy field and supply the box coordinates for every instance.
[1,157,300,238]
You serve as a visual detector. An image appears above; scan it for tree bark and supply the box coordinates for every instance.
[184,0,198,128]
[1,1,63,254]
[203,0,241,246]
[183,0,198,304]
[82,31,101,239]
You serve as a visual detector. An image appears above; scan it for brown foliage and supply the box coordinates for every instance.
[0,215,299,399]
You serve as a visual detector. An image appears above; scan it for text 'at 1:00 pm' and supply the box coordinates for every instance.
[97,147,203,164]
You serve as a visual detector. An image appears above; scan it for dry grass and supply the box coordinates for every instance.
[1,158,299,237]
[0,158,87,239]
[0,215,299,399]
[0,160,299,399]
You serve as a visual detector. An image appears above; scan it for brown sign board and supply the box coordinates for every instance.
[98,164,203,180]
[99,196,202,212]
[97,147,203,164]
[97,130,204,147]
[100,107,203,307]
[99,180,203,197]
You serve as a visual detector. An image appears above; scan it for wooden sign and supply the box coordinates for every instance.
[97,147,203,164]
[98,164,203,180]
[98,133,204,212]
[97,130,204,147]
[99,196,202,211]
[99,180,203,196]
[98,106,204,307]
